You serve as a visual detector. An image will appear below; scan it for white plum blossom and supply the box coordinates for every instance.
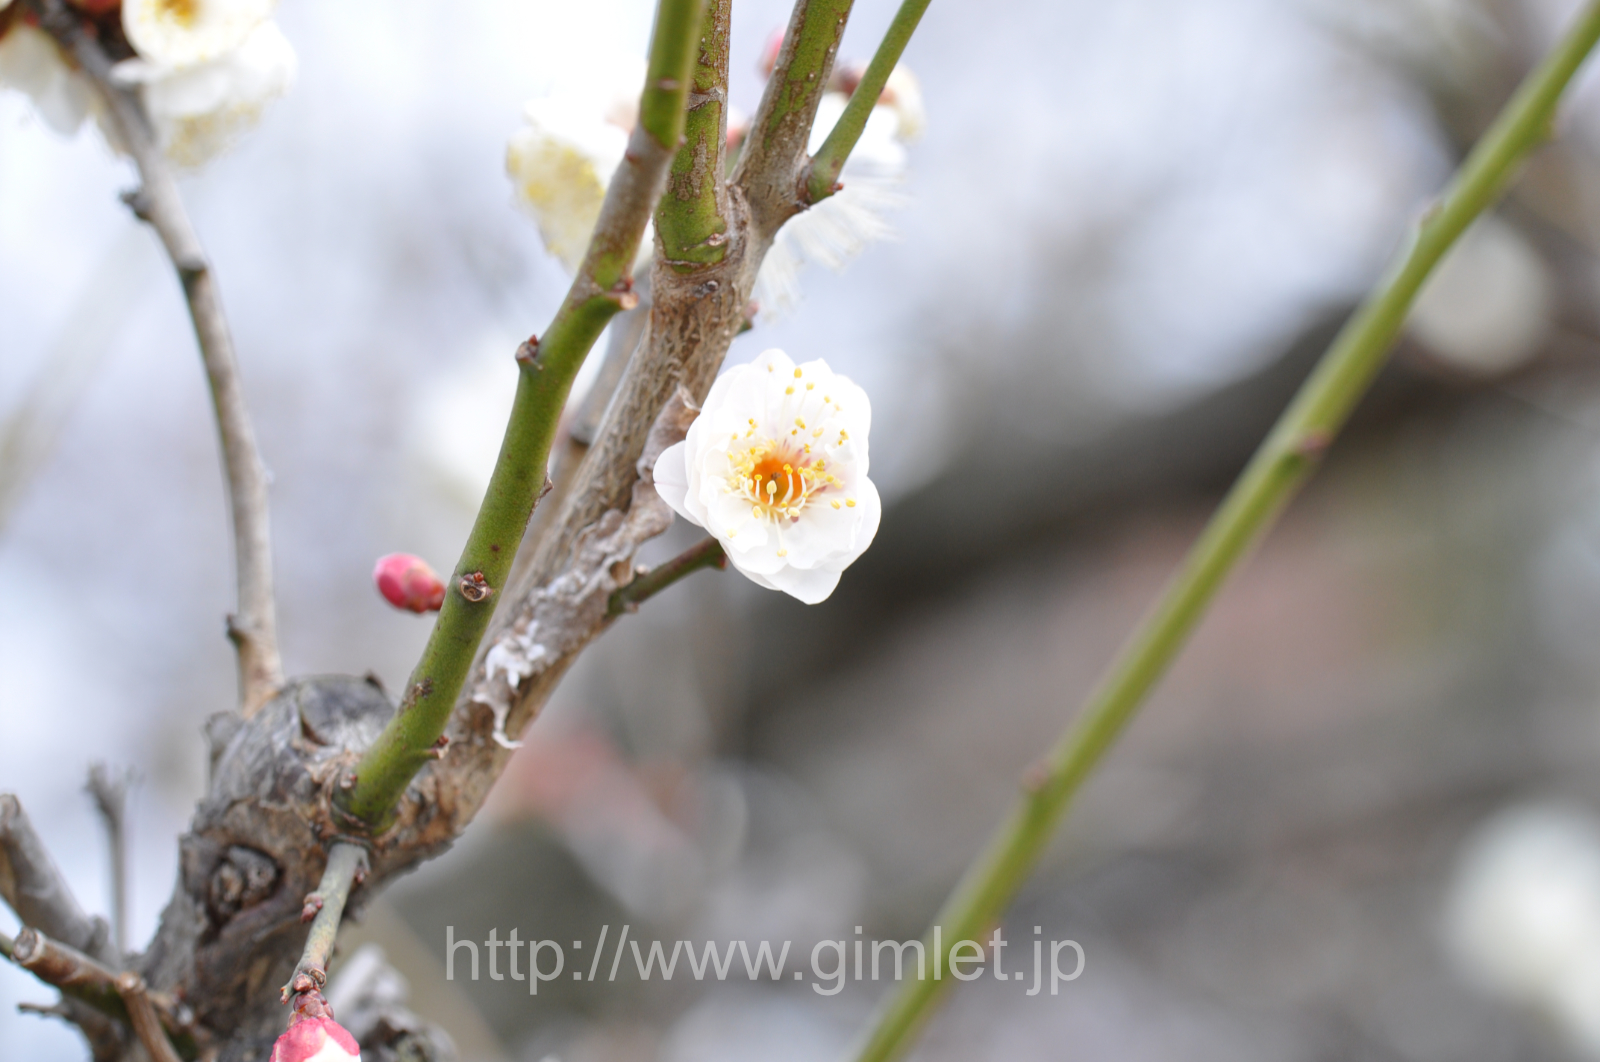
[0,22,97,135]
[506,95,629,274]
[654,349,881,604]
[122,0,273,68]
[753,76,918,317]
[116,18,296,167]
[506,66,642,274]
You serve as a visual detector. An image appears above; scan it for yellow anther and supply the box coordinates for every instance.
[823,395,831,403]
[782,464,792,473]
[846,499,856,507]
[831,500,841,509]
[793,368,802,378]
[812,428,823,438]
[777,549,788,556]
[839,430,849,440]
[785,386,795,395]
[751,506,761,518]
[766,481,777,496]
[795,418,806,429]
[806,383,815,390]
[767,364,774,372]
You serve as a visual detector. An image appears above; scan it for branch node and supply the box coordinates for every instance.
[515,335,540,365]
[118,187,152,222]
[458,572,493,603]
[299,894,324,923]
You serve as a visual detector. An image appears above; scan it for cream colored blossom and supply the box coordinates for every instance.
[117,19,296,168]
[654,349,881,604]
[122,0,273,69]
[506,89,632,273]
[0,23,96,135]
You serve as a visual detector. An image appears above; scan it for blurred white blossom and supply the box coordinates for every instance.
[1408,213,1554,376]
[754,78,916,317]
[506,66,641,274]
[116,19,297,168]
[1446,803,1600,1056]
[122,0,273,68]
[655,349,880,604]
[0,22,95,135]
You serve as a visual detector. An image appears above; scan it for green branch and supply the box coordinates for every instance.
[804,0,931,203]
[733,0,855,237]
[607,537,726,617]
[849,5,1600,1060]
[339,0,705,831]
[281,841,366,1002]
[657,0,732,270]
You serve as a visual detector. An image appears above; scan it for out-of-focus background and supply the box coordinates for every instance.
[11,0,1600,1057]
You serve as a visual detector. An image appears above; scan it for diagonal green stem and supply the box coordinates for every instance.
[804,0,931,203]
[339,0,706,831]
[849,5,1600,1060]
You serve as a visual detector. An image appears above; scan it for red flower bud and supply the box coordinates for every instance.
[270,1015,361,1062]
[373,553,445,613]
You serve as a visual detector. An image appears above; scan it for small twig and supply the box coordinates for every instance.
[281,842,367,1004]
[338,0,706,831]
[29,0,283,715]
[804,0,932,203]
[5,927,194,1053]
[848,4,1600,1060]
[0,794,116,967]
[607,538,726,617]
[115,972,183,1062]
[85,764,133,957]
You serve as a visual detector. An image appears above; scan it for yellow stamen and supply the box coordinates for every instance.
[831,500,841,509]
[846,499,856,507]
[793,368,802,378]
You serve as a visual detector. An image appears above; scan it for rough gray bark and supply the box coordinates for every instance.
[5,1,857,1055]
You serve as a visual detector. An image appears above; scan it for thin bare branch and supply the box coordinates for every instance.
[0,794,116,967]
[29,0,283,715]
[6,927,196,1055]
[282,842,367,1004]
[85,764,134,957]
[116,972,184,1062]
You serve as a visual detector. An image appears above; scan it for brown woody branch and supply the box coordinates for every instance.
[30,0,283,715]
[0,794,116,967]
[4,927,196,1057]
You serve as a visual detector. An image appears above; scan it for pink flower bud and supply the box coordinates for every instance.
[373,553,445,613]
[270,1015,361,1062]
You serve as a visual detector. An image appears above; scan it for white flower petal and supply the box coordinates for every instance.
[652,441,695,523]
[505,63,650,275]
[0,24,95,135]
[139,19,296,168]
[123,0,274,69]
[758,564,842,604]
[678,350,879,603]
